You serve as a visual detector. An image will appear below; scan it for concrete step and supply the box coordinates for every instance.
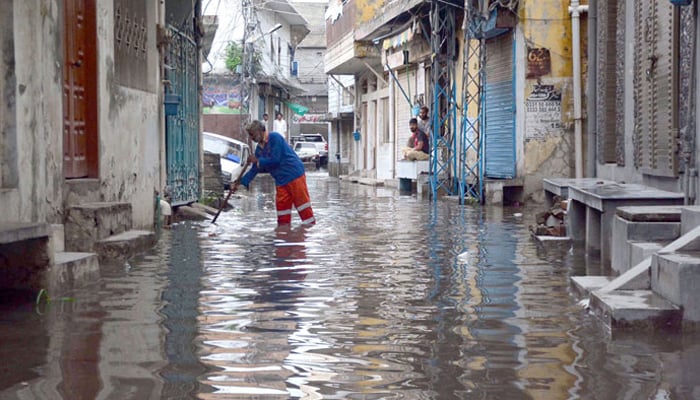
[652,251,700,323]
[176,205,211,221]
[192,202,219,216]
[628,241,667,271]
[681,206,700,235]
[48,252,100,295]
[357,177,384,186]
[612,216,679,274]
[589,290,682,332]
[0,222,52,291]
[570,276,613,298]
[600,257,652,292]
[65,202,133,252]
[93,230,155,261]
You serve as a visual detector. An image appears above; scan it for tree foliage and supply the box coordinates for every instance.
[225,41,243,72]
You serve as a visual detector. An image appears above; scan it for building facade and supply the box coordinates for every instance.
[0,0,194,227]
[289,1,330,140]
[592,0,699,203]
[325,0,583,203]
[202,0,309,141]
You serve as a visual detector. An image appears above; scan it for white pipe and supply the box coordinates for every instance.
[569,1,588,178]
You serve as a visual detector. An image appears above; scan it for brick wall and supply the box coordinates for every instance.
[202,114,249,143]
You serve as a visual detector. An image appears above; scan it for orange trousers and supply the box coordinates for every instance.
[276,175,315,226]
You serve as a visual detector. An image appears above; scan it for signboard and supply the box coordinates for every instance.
[292,113,326,123]
[202,78,244,114]
[525,84,562,142]
[526,48,551,79]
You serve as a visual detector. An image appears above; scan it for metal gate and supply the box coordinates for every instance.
[633,0,678,177]
[165,24,200,205]
[483,32,515,179]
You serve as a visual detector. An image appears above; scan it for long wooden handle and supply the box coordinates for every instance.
[211,164,249,224]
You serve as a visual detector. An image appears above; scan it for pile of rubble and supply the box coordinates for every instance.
[530,195,568,237]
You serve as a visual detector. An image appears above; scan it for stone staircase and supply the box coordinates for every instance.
[0,202,155,296]
[65,202,155,262]
[572,205,700,333]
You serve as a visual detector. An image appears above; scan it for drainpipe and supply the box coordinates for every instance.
[569,0,588,179]
[158,0,167,192]
[586,0,596,178]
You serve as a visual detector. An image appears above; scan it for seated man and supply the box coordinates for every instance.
[402,118,430,161]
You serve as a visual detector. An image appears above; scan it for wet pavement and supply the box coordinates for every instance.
[2,170,700,399]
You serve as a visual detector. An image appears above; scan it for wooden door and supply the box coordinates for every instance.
[63,0,97,178]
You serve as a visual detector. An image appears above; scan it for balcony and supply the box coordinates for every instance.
[325,0,432,75]
[354,0,427,41]
[324,0,381,75]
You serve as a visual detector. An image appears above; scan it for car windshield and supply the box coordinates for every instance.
[203,135,241,162]
[302,135,324,142]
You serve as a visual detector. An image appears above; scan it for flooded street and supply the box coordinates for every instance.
[2,171,700,399]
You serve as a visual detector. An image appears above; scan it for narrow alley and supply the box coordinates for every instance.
[1,171,699,399]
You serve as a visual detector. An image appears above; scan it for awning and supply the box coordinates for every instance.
[285,102,309,116]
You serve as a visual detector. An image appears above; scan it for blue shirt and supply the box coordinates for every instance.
[240,132,305,187]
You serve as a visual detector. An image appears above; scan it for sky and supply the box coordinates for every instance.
[202,0,328,74]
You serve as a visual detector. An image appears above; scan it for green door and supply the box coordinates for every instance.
[165,24,200,206]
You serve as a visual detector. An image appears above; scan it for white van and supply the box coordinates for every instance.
[202,132,251,187]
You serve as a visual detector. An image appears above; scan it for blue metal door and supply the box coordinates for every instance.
[166,24,200,205]
[484,33,515,178]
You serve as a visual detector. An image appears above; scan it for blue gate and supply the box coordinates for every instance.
[165,24,200,205]
[483,33,515,179]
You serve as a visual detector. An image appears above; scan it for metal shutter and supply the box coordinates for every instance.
[484,32,515,179]
[633,0,678,177]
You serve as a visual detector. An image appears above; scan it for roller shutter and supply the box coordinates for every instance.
[484,32,515,178]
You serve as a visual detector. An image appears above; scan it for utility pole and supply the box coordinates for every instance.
[429,0,486,203]
[429,0,459,200]
[241,0,255,132]
[459,0,487,203]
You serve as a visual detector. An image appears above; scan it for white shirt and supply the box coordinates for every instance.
[273,119,287,140]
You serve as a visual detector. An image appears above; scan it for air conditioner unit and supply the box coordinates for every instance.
[291,60,298,76]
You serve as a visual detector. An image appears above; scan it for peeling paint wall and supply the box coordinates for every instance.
[97,1,160,228]
[355,0,385,24]
[0,0,162,229]
[4,1,64,223]
[518,0,583,201]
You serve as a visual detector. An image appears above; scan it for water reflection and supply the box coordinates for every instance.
[2,172,700,399]
[159,224,208,398]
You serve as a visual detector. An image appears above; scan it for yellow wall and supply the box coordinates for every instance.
[519,0,588,78]
[356,0,385,24]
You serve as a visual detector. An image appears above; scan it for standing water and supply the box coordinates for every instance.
[1,171,700,399]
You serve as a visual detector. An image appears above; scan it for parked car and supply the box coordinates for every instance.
[202,131,250,189]
[291,133,328,166]
[294,142,321,169]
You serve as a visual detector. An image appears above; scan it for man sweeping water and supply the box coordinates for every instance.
[232,120,316,226]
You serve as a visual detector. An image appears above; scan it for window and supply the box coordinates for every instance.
[114,0,150,90]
